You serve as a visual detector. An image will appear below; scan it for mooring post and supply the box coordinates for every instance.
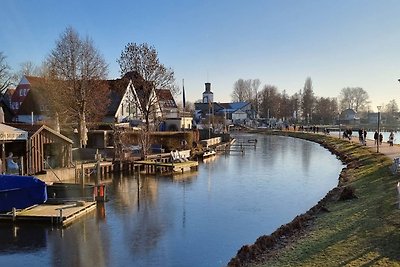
[12,207,16,222]
[95,149,101,186]
[59,209,63,224]
[80,162,85,190]
[397,182,400,209]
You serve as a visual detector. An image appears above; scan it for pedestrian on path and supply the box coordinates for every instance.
[389,131,394,146]
[374,130,378,145]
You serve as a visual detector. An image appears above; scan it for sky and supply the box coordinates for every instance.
[1,0,400,112]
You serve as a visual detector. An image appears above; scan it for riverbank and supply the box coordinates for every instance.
[228,131,400,266]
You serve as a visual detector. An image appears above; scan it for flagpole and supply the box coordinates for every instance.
[182,79,186,110]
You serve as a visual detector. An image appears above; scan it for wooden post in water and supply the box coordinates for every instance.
[95,149,101,186]
[80,162,85,189]
[397,182,400,209]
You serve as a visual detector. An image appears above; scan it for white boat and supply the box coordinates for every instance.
[203,148,216,158]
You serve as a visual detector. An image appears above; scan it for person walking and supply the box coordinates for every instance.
[389,131,394,146]
[363,129,367,146]
[374,130,378,146]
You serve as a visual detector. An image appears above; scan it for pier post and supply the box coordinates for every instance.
[12,207,16,221]
[59,209,63,224]
[95,150,101,185]
[397,182,400,209]
[80,162,85,189]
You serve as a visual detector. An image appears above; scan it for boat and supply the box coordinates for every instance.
[0,174,47,212]
[202,148,216,158]
[46,182,98,203]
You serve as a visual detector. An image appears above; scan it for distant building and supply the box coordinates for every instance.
[194,83,254,130]
[340,108,360,125]
[202,82,213,103]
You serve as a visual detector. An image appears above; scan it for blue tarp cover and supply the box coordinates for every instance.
[0,175,47,212]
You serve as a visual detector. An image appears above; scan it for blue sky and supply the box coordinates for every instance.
[1,0,400,111]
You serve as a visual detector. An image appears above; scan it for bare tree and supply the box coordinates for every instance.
[385,99,399,114]
[231,79,258,102]
[117,42,178,95]
[339,87,369,112]
[0,52,13,95]
[259,85,280,119]
[314,97,338,124]
[46,27,110,147]
[16,61,42,78]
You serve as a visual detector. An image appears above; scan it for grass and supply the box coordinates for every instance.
[248,132,400,267]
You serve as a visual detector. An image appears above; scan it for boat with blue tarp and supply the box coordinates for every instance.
[0,174,47,212]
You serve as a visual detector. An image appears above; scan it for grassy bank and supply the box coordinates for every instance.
[230,131,400,267]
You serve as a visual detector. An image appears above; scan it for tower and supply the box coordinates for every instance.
[202,82,214,103]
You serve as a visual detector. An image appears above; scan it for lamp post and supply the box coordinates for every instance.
[377,106,382,153]
[338,113,341,139]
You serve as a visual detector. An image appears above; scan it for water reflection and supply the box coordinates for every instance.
[0,223,47,252]
[0,134,344,267]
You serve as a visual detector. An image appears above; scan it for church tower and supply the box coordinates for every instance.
[202,82,214,103]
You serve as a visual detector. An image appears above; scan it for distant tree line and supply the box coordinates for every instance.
[229,77,391,125]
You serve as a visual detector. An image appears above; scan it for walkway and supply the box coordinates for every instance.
[339,134,400,160]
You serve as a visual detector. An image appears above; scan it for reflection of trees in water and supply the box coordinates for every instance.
[112,174,173,256]
[49,215,109,267]
[237,134,313,173]
[301,140,312,172]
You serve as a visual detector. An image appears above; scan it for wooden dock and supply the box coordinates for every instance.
[0,201,97,226]
[135,160,199,174]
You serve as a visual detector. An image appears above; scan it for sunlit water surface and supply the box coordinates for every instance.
[0,134,344,267]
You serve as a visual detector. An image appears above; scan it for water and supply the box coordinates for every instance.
[0,134,344,267]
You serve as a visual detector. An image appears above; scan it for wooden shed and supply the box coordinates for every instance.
[9,124,73,175]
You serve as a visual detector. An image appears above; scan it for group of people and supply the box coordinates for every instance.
[373,130,395,146]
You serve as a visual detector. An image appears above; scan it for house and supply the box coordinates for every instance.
[340,108,360,125]
[9,76,51,124]
[10,76,43,116]
[106,72,182,129]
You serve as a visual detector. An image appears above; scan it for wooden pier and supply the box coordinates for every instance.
[0,201,97,227]
[135,160,198,174]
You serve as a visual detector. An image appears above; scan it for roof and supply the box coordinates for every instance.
[156,89,177,109]
[194,102,225,114]
[123,71,154,110]
[106,77,131,116]
[6,123,73,144]
[0,123,28,141]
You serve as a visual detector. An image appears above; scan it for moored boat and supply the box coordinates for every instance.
[0,174,47,212]
[202,148,216,158]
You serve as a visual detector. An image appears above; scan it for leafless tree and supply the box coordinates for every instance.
[46,27,110,147]
[231,79,252,102]
[314,97,338,124]
[339,87,369,112]
[117,42,178,95]
[16,61,42,78]
[0,52,13,95]
[259,85,280,119]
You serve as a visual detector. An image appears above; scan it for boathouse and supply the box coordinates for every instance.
[8,124,73,175]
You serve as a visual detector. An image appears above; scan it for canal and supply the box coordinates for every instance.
[0,134,344,267]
